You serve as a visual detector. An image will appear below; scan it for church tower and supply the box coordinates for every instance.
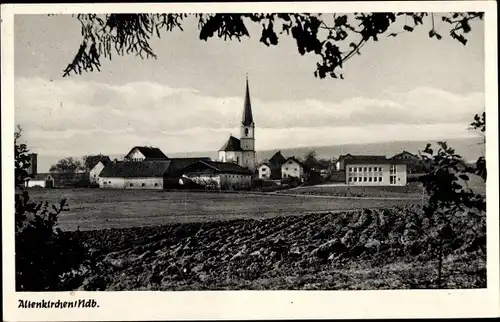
[240,75,256,171]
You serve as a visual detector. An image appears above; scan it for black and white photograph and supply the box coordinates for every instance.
[2,1,499,321]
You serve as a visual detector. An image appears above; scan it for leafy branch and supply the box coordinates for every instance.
[61,12,484,79]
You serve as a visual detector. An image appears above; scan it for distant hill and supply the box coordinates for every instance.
[34,137,484,173]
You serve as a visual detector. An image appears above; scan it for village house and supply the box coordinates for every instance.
[124,146,168,162]
[217,77,256,172]
[345,156,407,186]
[88,155,112,185]
[257,163,272,180]
[390,150,423,173]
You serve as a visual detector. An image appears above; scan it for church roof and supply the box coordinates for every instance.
[219,135,243,152]
[242,77,254,126]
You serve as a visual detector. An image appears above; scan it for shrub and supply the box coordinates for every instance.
[15,126,90,291]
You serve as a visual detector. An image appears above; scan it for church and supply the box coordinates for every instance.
[217,77,256,172]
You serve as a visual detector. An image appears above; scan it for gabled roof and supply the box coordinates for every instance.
[283,157,305,167]
[125,146,168,160]
[183,160,253,175]
[87,155,112,170]
[242,77,254,126]
[339,154,387,161]
[390,150,419,160]
[269,151,286,164]
[100,160,171,178]
[344,156,407,165]
[166,157,212,176]
[219,136,243,152]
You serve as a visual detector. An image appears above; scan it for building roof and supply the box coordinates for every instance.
[344,156,407,165]
[87,155,112,170]
[242,76,254,126]
[269,151,286,165]
[166,157,212,176]
[219,135,243,152]
[100,161,171,178]
[390,150,419,160]
[125,146,168,160]
[339,154,388,161]
[28,173,53,181]
[183,160,253,175]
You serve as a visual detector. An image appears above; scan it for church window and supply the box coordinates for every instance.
[244,128,249,136]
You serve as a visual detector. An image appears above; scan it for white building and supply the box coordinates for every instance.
[281,157,306,181]
[89,161,108,185]
[258,164,271,180]
[345,157,407,186]
[218,77,256,172]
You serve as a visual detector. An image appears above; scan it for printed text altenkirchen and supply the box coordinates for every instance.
[18,299,99,309]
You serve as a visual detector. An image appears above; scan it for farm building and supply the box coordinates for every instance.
[97,157,251,190]
[25,173,54,188]
[258,163,272,180]
[25,172,89,188]
[345,156,407,186]
[88,156,112,185]
[282,157,305,181]
[268,151,286,179]
[181,160,253,190]
[124,146,168,162]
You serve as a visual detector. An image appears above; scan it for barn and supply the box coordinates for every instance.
[98,161,171,189]
[181,160,253,190]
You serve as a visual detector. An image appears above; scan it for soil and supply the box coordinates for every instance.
[76,205,486,291]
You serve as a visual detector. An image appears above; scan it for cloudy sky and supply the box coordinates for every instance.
[15,13,484,158]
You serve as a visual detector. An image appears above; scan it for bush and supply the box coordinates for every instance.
[15,126,90,291]
[281,177,300,187]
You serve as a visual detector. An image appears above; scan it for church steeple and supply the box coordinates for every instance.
[242,74,254,126]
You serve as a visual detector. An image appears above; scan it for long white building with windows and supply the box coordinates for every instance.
[344,156,407,186]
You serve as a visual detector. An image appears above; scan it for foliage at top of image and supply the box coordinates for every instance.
[61,12,484,79]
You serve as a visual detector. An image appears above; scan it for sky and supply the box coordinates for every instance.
[14,13,485,160]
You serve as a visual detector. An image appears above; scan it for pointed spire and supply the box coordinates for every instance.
[242,74,254,126]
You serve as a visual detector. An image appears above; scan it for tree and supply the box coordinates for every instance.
[82,154,112,171]
[303,150,318,169]
[417,141,486,288]
[50,157,84,173]
[470,112,486,180]
[62,13,483,78]
[15,126,90,291]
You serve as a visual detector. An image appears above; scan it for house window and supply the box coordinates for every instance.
[142,183,146,187]
[379,177,383,182]
[390,176,396,184]
[154,183,158,187]
[368,167,372,172]
[349,167,353,172]
[363,177,367,182]
[108,181,111,184]
[358,167,362,172]
[368,177,372,182]
[130,183,133,187]
[348,177,353,182]
[353,167,357,172]
[390,165,397,174]
[285,167,288,170]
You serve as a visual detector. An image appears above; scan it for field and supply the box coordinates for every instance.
[26,187,485,290]
[279,182,425,198]
[77,206,486,291]
[27,188,420,231]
